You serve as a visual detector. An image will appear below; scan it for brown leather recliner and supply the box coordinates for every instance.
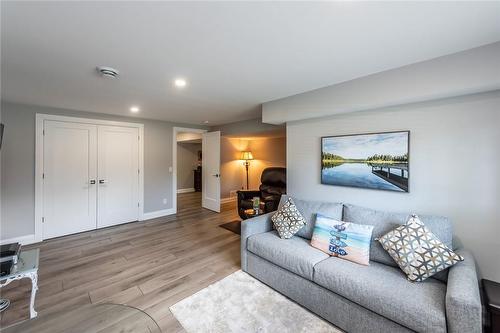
[237,167,286,219]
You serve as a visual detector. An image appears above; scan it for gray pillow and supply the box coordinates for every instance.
[278,195,343,240]
[378,215,463,282]
[271,197,306,239]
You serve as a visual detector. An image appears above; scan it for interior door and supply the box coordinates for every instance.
[43,121,97,239]
[97,125,139,228]
[202,131,221,212]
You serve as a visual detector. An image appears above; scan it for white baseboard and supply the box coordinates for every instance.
[0,234,38,246]
[221,197,237,204]
[141,208,176,220]
[177,188,195,194]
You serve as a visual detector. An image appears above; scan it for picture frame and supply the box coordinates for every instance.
[321,131,410,192]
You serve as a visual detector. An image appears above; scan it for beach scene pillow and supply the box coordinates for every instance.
[311,213,374,265]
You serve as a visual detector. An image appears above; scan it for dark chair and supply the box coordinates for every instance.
[237,167,286,219]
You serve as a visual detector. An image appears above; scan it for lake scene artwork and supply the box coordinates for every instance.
[321,131,409,192]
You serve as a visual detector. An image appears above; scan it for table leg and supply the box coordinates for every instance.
[28,271,38,318]
[0,298,10,312]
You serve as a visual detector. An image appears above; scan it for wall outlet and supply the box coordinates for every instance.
[163,198,168,205]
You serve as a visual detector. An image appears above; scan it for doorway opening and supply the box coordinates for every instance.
[176,130,203,211]
[172,127,221,214]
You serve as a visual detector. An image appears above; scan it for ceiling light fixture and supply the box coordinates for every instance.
[96,66,119,79]
[130,106,140,113]
[204,120,209,124]
[174,78,187,88]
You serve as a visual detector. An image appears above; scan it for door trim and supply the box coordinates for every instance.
[35,114,145,242]
[172,127,207,214]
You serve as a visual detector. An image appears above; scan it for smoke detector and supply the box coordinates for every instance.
[96,66,119,78]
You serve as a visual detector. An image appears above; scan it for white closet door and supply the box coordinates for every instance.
[97,125,140,228]
[43,121,97,239]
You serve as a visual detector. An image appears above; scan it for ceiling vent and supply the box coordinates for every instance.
[96,66,119,79]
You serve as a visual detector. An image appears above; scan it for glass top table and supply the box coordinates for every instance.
[2,303,162,333]
[1,249,39,280]
[0,249,40,319]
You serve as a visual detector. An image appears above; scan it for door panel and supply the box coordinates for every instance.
[97,126,139,228]
[43,121,97,239]
[202,131,221,212]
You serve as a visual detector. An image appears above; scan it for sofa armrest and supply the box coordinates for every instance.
[446,249,482,333]
[240,212,273,271]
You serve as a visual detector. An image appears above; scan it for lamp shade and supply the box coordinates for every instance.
[240,151,254,160]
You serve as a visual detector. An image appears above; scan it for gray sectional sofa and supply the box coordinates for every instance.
[241,195,482,333]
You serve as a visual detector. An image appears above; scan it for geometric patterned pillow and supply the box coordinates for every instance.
[377,214,464,282]
[271,197,306,239]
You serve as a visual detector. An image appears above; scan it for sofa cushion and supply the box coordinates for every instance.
[247,231,329,280]
[278,195,343,240]
[343,204,453,269]
[314,257,447,333]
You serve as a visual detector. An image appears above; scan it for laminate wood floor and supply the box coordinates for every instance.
[0,192,241,332]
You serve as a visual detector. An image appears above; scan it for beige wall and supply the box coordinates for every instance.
[220,136,286,199]
[247,137,286,190]
[211,117,286,199]
[220,137,247,198]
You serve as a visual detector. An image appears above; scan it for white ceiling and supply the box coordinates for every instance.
[2,1,500,126]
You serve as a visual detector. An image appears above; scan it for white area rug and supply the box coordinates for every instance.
[170,270,342,333]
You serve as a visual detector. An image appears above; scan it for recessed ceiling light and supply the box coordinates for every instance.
[130,106,140,113]
[174,78,187,88]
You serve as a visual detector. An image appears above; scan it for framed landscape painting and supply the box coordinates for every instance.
[321,131,409,192]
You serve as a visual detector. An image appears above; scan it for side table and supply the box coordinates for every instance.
[483,279,500,333]
[0,249,40,319]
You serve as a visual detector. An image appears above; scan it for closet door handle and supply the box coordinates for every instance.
[99,179,108,184]
[89,180,96,185]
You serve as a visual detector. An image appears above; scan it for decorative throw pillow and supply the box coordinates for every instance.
[377,214,464,282]
[271,197,306,239]
[310,213,374,266]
